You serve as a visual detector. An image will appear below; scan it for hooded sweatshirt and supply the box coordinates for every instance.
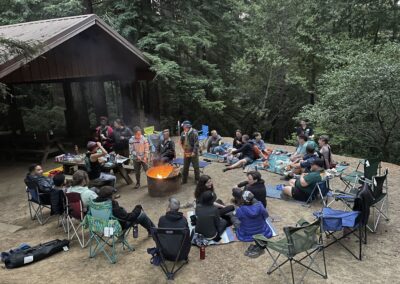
[235,201,272,242]
[237,179,267,208]
[158,211,188,229]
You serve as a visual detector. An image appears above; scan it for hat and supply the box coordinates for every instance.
[87,141,98,152]
[242,191,254,203]
[168,197,180,211]
[97,186,114,198]
[181,120,192,127]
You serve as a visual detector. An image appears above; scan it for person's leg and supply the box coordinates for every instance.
[133,160,142,186]
[192,154,200,182]
[136,210,155,234]
[182,156,190,183]
[142,161,149,173]
[282,186,293,197]
[289,179,296,187]
[224,159,245,171]
[99,172,117,187]
[218,205,235,216]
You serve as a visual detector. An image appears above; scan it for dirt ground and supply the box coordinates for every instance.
[0,138,399,284]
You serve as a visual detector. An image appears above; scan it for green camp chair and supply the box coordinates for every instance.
[254,219,327,284]
[84,200,134,264]
[340,158,381,192]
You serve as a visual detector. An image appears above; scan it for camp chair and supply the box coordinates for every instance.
[151,227,191,280]
[314,186,371,261]
[25,182,51,225]
[340,158,381,191]
[304,180,330,207]
[64,192,88,248]
[367,169,389,232]
[254,219,327,284]
[144,126,155,136]
[198,125,209,152]
[85,200,134,263]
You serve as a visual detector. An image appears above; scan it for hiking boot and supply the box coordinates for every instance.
[134,183,140,189]
[247,246,265,258]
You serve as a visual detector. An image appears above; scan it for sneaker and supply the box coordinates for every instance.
[134,183,140,189]
[247,246,265,258]
[244,244,257,256]
[223,168,230,172]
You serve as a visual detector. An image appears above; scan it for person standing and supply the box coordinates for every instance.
[113,119,133,157]
[157,129,176,164]
[180,121,200,184]
[296,120,314,140]
[129,127,149,189]
[96,116,114,152]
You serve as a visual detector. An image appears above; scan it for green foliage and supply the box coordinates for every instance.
[21,105,65,132]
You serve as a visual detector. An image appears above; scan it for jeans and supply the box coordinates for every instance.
[182,154,200,183]
[99,172,116,187]
[133,160,148,184]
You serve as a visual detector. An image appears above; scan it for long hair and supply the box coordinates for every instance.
[246,171,262,183]
[194,175,214,200]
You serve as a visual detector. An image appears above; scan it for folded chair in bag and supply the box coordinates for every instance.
[144,126,156,136]
[85,200,134,264]
[314,186,372,260]
[340,158,381,191]
[198,125,209,152]
[25,184,51,225]
[254,219,327,284]
[151,227,191,280]
[65,192,88,248]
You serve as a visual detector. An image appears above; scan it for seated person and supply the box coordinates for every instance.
[24,164,63,214]
[195,175,238,227]
[282,158,325,202]
[236,191,272,246]
[52,173,67,190]
[232,171,267,208]
[157,197,191,261]
[285,144,318,177]
[67,170,98,209]
[252,132,266,152]
[296,120,314,140]
[223,135,254,172]
[85,141,116,187]
[318,135,335,169]
[206,130,222,154]
[92,186,155,236]
[195,191,229,241]
[156,129,175,164]
[232,129,243,149]
[290,134,308,162]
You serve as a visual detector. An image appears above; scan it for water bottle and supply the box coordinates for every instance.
[133,224,139,238]
[200,245,206,260]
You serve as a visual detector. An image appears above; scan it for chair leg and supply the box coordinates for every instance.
[290,259,295,284]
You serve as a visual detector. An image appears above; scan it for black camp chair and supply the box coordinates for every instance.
[25,181,52,225]
[254,219,327,284]
[151,227,191,280]
[340,158,381,192]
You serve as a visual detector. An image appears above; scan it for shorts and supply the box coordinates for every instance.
[244,157,254,164]
[291,187,311,202]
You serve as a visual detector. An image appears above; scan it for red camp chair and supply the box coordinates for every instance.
[65,192,88,248]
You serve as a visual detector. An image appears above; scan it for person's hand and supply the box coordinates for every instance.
[191,152,196,157]
[100,134,106,140]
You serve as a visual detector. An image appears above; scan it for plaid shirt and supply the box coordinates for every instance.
[129,135,149,160]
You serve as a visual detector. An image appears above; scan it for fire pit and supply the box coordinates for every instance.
[146,165,182,197]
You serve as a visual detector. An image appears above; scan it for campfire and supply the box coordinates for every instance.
[146,165,181,197]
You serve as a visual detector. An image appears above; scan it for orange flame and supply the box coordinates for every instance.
[147,165,174,180]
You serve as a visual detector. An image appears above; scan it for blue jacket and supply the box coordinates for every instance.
[235,201,272,242]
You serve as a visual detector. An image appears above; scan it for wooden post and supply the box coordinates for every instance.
[62,82,74,136]
[120,80,135,127]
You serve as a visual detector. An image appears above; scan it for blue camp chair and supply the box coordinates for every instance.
[85,200,134,263]
[198,125,209,153]
[25,181,52,225]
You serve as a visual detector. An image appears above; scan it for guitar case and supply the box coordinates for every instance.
[4,239,70,269]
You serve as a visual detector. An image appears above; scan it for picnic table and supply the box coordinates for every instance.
[55,154,133,185]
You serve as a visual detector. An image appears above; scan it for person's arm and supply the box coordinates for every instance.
[213,202,225,208]
[237,181,248,188]
[299,173,309,187]
[232,144,245,155]
[192,131,199,154]
[90,142,107,161]
[321,148,330,169]
[206,139,212,152]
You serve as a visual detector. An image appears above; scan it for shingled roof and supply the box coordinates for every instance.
[0,14,149,79]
